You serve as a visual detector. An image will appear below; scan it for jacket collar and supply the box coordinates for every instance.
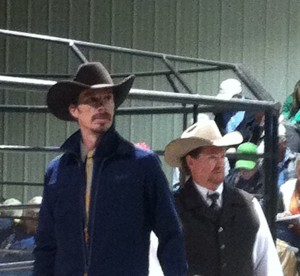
[60,127,135,160]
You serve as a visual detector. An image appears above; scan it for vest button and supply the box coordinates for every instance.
[220,244,225,250]
[218,227,223,232]
[222,263,227,269]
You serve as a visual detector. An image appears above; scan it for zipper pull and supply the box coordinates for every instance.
[84,227,89,242]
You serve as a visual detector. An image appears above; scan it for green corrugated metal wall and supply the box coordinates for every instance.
[0,0,300,202]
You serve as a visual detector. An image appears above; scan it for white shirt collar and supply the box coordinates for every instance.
[193,181,223,207]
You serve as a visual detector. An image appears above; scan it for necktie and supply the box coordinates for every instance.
[207,192,220,212]
[85,149,95,242]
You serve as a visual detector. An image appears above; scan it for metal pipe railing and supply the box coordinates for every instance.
[0,260,33,271]
[0,65,228,79]
[0,28,280,240]
[0,76,280,112]
[0,29,237,68]
[0,29,273,104]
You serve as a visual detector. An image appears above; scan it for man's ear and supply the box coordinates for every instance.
[186,155,193,170]
[69,104,78,120]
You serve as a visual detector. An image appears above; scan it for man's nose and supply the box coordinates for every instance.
[92,99,104,108]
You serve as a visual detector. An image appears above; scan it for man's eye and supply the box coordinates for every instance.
[104,95,112,101]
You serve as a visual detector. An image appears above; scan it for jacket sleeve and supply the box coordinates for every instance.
[144,152,187,276]
[252,198,283,276]
[33,162,57,276]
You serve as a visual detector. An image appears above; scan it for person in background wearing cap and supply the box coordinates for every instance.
[33,62,187,275]
[0,197,42,251]
[164,119,283,276]
[0,198,22,245]
[225,142,264,205]
[214,78,264,145]
[0,197,40,264]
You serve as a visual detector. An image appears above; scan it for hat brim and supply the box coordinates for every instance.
[216,91,238,100]
[235,160,256,170]
[164,131,243,168]
[47,75,135,121]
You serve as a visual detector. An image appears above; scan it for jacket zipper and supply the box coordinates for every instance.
[75,156,89,276]
[84,153,116,275]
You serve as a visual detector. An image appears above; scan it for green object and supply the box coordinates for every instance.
[235,142,258,170]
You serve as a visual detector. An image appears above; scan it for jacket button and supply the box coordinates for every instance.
[220,244,225,250]
[222,263,227,269]
[218,227,223,232]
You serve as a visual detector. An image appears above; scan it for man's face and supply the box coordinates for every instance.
[69,88,115,135]
[239,168,257,180]
[186,146,225,190]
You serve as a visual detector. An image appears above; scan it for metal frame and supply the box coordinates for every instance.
[0,29,280,239]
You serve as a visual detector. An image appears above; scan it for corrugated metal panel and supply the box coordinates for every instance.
[1,0,300,196]
[3,0,28,202]
[287,0,300,96]
[0,0,6,200]
[197,0,222,96]
[265,0,289,100]
[242,0,266,89]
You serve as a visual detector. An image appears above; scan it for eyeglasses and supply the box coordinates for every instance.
[197,154,225,162]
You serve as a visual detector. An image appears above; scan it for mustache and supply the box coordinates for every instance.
[92,112,112,121]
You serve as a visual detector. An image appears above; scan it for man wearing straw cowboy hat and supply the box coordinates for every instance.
[33,62,187,275]
[164,119,283,276]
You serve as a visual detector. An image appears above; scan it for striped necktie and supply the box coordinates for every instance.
[207,192,220,212]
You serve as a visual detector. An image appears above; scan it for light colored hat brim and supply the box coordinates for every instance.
[164,131,243,168]
[216,91,239,100]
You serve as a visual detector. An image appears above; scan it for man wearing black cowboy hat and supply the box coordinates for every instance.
[33,62,187,276]
[164,119,283,276]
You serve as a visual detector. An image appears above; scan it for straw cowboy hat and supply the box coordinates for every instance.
[164,120,243,168]
[47,62,135,121]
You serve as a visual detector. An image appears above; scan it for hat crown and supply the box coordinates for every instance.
[219,78,242,94]
[237,142,257,154]
[181,120,222,141]
[217,78,242,99]
[74,62,113,86]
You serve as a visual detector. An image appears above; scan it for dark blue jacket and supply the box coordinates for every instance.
[33,127,187,276]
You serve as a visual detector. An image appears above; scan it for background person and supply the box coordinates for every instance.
[34,62,187,276]
[0,198,22,245]
[214,78,264,145]
[225,142,264,205]
[0,197,41,263]
[276,157,300,254]
[164,119,283,276]
[282,80,300,153]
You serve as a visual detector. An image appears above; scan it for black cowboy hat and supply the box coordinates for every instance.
[47,62,135,121]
